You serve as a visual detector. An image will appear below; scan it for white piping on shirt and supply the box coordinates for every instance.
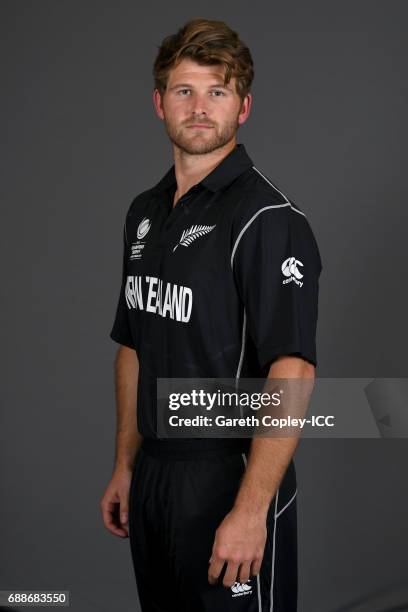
[252,166,306,219]
[231,165,307,268]
[235,310,247,401]
[230,205,290,268]
[230,203,306,270]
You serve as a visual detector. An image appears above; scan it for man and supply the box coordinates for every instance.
[101,17,322,612]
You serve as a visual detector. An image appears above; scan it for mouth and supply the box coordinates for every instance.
[186,124,214,129]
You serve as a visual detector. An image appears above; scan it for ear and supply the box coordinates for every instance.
[153,88,164,120]
[238,93,253,126]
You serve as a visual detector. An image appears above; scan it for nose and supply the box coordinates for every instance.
[189,92,209,117]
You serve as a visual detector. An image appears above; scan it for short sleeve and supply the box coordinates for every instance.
[109,219,135,349]
[231,204,322,369]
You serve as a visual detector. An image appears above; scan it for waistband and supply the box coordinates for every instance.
[140,437,250,460]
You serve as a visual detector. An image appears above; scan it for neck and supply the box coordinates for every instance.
[172,138,237,204]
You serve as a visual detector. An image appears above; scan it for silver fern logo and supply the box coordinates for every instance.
[173,224,216,252]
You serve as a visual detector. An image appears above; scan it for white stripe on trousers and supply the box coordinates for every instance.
[241,453,297,611]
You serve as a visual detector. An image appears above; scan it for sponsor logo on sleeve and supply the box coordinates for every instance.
[282,256,304,287]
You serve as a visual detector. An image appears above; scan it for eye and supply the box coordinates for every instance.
[178,89,191,95]
[211,90,225,96]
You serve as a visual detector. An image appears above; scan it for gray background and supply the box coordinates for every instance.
[1,1,407,610]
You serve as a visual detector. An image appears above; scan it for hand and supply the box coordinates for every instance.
[100,466,133,537]
[208,507,267,587]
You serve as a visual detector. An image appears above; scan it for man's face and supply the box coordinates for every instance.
[154,58,251,155]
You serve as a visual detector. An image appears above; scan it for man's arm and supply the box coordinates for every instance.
[233,354,314,517]
[208,355,314,587]
[100,345,142,538]
[113,345,143,470]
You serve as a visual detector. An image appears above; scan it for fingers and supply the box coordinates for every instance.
[209,552,254,588]
[100,469,133,538]
[208,553,262,588]
[238,561,252,584]
[250,558,262,578]
[100,499,129,538]
[222,561,240,588]
[208,555,225,585]
[119,497,129,536]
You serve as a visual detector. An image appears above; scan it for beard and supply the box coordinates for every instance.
[163,112,241,155]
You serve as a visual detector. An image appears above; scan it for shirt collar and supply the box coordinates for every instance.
[151,143,254,195]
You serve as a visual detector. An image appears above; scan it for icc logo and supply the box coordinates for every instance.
[137,217,151,240]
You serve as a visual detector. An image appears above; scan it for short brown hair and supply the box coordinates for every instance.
[153,18,254,102]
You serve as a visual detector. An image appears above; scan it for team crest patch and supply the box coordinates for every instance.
[173,224,216,252]
[281,256,304,287]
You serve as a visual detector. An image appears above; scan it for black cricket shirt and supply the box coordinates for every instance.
[109,143,322,442]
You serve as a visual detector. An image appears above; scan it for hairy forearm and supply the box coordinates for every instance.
[113,345,143,470]
[233,355,315,517]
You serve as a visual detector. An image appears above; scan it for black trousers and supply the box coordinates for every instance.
[128,439,298,611]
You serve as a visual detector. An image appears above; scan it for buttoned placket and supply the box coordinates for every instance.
[154,186,197,273]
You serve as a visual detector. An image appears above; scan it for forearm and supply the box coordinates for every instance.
[113,345,142,470]
[234,355,315,518]
[234,436,299,518]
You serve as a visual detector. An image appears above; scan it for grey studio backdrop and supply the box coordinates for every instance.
[1,1,407,611]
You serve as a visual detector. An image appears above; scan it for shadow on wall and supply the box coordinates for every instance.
[329,581,408,612]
